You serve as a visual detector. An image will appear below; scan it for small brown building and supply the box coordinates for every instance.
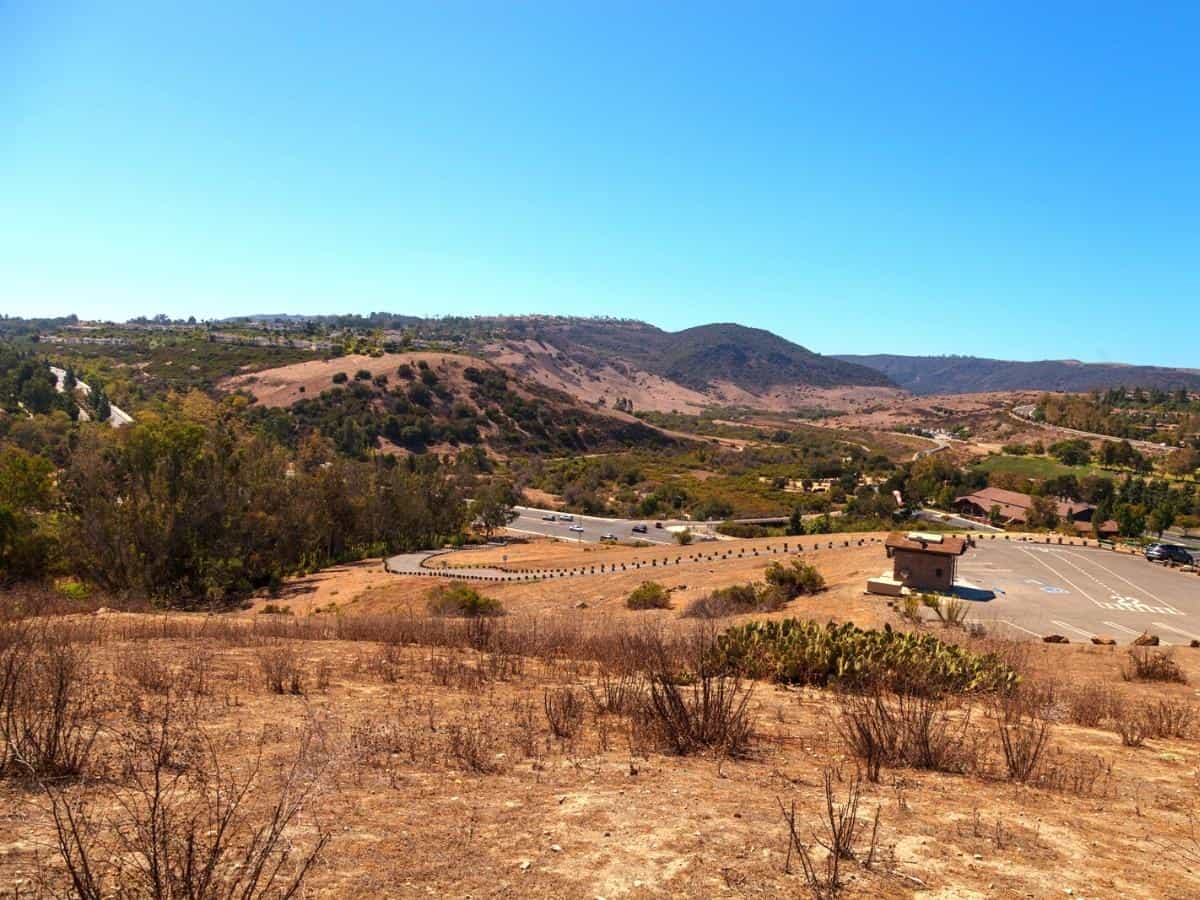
[885,532,968,592]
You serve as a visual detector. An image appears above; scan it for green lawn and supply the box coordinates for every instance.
[973,454,1102,480]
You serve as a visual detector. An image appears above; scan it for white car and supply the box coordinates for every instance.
[569,524,584,533]
[600,533,617,542]
[559,513,574,521]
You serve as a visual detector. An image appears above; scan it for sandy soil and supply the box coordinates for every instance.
[5,605,1199,898]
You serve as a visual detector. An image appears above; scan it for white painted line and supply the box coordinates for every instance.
[997,619,1043,638]
[1017,547,1101,605]
[1103,620,1172,645]
[1153,622,1200,642]
[1050,620,1095,639]
[1069,551,1171,608]
[1102,621,1142,636]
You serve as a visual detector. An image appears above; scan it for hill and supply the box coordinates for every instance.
[836,354,1200,395]
[220,351,678,459]
[221,314,902,414]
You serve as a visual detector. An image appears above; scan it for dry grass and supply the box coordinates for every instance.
[1,592,1199,897]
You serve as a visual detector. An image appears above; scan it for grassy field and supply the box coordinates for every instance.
[973,453,1103,480]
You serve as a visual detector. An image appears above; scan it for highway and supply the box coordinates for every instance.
[506,506,685,545]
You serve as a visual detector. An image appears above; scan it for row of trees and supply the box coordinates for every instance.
[2,414,471,606]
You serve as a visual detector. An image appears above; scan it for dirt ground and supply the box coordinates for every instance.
[8,537,1200,897]
[4,608,1200,898]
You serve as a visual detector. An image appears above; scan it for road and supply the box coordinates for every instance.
[915,508,1003,532]
[1009,404,1172,453]
[958,540,1200,644]
[506,506,684,545]
[49,366,134,427]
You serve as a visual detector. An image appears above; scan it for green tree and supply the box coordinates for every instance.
[473,480,520,539]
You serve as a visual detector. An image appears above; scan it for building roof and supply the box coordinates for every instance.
[955,487,1095,523]
[885,532,968,556]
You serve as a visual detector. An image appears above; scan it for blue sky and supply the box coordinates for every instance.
[2,2,1197,366]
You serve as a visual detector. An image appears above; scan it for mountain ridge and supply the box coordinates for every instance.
[836,353,1200,395]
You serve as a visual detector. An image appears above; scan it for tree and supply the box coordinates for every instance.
[1115,504,1146,539]
[93,390,111,423]
[1148,503,1175,538]
[1026,496,1059,530]
[473,480,519,539]
[674,528,694,546]
[988,504,1003,527]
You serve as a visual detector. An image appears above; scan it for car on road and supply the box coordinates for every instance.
[600,533,618,542]
[559,514,574,521]
[541,514,557,521]
[1144,543,1194,564]
[568,524,584,533]
[631,523,648,534]
[654,522,663,529]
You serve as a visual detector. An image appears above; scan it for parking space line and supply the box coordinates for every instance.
[1050,619,1095,639]
[996,619,1043,638]
[1153,622,1200,642]
[1102,621,1141,636]
[1103,620,1171,645]
[1072,552,1170,607]
[1017,547,1101,605]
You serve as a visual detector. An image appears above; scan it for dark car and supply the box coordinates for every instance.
[631,523,648,534]
[1144,543,1194,564]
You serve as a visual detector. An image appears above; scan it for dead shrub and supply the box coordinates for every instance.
[257,644,305,695]
[1122,648,1187,684]
[586,672,645,716]
[837,689,974,778]
[39,699,330,899]
[1066,681,1118,728]
[0,628,99,781]
[634,671,755,758]
[1111,702,1148,747]
[995,699,1052,783]
[1034,749,1115,797]
[1140,698,1194,739]
[444,716,502,773]
[779,768,880,897]
[368,643,406,683]
[543,687,585,739]
[836,691,899,783]
[123,646,173,695]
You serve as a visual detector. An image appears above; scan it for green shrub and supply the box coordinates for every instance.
[711,620,1017,695]
[354,369,372,381]
[626,581,671,610]
[52,577,93,601]
[682,583,784,619]
[764,559,825,599]
[674,529,694,546]
[426,581,504,618]
[259,603,293,616]
[331,372,348,384]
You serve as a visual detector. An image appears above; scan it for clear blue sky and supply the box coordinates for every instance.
[2,2,1197,366]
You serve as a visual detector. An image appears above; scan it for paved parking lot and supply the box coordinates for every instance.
[958,541,1200,644]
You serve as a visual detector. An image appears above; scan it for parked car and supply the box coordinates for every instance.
[541,514,557,521]
[569,524,584,533]
[1144,543,1195,564]
[631,523,648,534]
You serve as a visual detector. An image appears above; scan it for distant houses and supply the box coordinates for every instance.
[954,487,1118,536]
